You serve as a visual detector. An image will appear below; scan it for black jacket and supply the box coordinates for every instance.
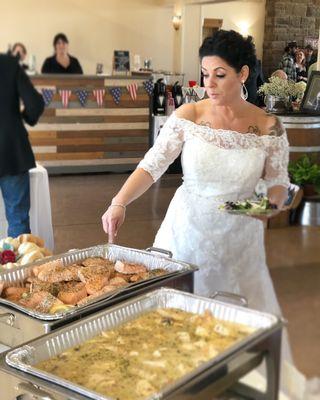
[246,59,265,105]
[41,55,83,74]
[0,54,44,177]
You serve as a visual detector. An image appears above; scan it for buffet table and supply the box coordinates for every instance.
[29,74,151,174]
[0,164,54,249]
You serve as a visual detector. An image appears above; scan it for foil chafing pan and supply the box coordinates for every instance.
[0,244,197,321]
[5,288,282,400]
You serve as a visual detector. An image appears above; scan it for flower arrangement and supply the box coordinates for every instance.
[292,81,307,100]
[258,76,306,99]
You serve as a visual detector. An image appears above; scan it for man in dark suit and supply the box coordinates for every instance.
[0,53,44,237]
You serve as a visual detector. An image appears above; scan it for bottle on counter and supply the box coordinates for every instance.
[153,78,166,115]
[133,54,141,71]
[144,58,152,70]
[166,91,175,116]
[28,55,36,74]
[172,81,183,109]
[96,63,104,74]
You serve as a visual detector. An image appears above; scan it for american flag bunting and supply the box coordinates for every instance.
[143,80,154,96]
[76,89,89,107]
[126,82,138,101]
[93,89,105,107]
[109,87,122,105]
[59,89,72,108]
[41,88,55,107]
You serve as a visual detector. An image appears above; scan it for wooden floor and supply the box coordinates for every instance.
[51,173,320,378]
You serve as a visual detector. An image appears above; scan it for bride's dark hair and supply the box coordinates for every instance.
[199,29,257,73]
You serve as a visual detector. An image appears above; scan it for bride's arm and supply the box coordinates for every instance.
[263,115,290,210]
[101,107,191,242]
[101,169,154,243]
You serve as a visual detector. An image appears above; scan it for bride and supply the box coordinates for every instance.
[102,30,316,399]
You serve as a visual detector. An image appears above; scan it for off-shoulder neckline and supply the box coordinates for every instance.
[172,113,279,139]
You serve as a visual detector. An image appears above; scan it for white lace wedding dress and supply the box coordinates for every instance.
[138,113,318,399]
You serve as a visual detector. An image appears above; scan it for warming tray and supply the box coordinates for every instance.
[0,245,195,346]
[4,288,283,400]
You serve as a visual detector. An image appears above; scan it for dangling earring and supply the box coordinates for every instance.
[241,82,248,101]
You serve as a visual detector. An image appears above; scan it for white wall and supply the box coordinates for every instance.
[201,0,266,59]
[0,0,175,74]
[0,0,266,84]
[181,4,202,84]
[181,0,266,83]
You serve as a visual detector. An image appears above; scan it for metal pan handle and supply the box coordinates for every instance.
[0,312,15,326]
[17,382,56,400]
[210,291,248,307]
[146,247,173,258]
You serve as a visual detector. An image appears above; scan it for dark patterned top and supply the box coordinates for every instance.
[279,54,297,81]
[41,55,83,74]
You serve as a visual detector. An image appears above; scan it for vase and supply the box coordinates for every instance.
[264,95,290,113]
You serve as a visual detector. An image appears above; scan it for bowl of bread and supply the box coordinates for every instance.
[0,234,52,270]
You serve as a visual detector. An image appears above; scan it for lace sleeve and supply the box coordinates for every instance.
[263,118,290,189]
[137,114,184,181]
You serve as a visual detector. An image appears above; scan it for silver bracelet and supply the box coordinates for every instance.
[109,203,126,210]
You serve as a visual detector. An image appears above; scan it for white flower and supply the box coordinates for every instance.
[258,76,297,97]
[294,81,307,99]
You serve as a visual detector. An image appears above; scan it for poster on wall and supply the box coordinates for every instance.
[113,50,130,74]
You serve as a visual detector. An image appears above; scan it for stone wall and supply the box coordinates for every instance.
[263,0,320,77]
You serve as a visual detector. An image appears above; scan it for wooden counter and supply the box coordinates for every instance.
[29,75,151,173]
[279,114,320,163]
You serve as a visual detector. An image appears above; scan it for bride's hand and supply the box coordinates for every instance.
[101,205,126,243]
[251,185,288,221]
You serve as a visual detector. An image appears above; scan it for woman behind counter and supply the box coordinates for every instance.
[41,33,83,74]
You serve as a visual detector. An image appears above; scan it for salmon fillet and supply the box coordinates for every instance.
[81,257,114,269]
[78,266,111,295]
[19,291,63,313]
[76,284,116,306]
[109,277,128,287]
[29,278,61,297]
[2,287,28,302]
[129,272,149,282]
[37,264,80,283]
[57,282,87,305]
[114,260,147,275]
[33,259,63,277]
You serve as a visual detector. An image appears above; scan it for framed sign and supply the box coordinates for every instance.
[113,50,130,73]
[300,71,320,114]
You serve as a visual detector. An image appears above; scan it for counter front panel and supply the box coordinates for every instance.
[280,114,320,163]
[29,75,151,173]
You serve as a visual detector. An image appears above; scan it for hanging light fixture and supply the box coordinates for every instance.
[172,15,182,31]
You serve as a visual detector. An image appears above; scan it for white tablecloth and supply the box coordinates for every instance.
[0,164,54,249]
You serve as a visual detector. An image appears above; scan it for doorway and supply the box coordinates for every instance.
[200,18,223,85]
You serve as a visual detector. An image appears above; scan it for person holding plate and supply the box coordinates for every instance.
[103,29,289,305]
[102,29,317,399]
